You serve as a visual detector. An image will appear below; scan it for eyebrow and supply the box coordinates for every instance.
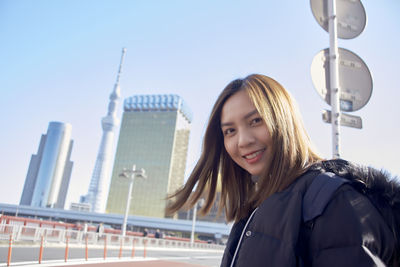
[220,109,259,127]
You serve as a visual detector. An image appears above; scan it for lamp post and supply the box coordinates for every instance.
[119,165,147,237]
[190,198,204,246]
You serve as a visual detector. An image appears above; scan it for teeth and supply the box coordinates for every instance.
[245,150,262,159]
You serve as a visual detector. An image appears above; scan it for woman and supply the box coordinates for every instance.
[167,74,397,266]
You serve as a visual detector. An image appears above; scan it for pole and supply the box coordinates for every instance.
[85,235,88,261]
[104,237,107,260]
[38,235,44,264]
[7,234,12,266]
[143,239,147,258]
[131,238,136,258]
[190,202,198,246]
[329,0,341,158]
[122,165,135,237]
[119,238,123,258]
[64,236,69,262]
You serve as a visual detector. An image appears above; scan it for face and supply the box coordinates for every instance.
[221,90,273,176]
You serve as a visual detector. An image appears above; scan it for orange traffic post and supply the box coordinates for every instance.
[131,238,136,258]
[64,236,69,262]
[118,238,123,259]
[103,237,107,260]
[85,235,88,261]
[143,239,147,258]
[38,235,44,264]
[7,234,12,266]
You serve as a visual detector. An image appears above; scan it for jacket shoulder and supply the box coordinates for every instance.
[302,172,348,222]
[308,182,395,266]
[309,159,400,265]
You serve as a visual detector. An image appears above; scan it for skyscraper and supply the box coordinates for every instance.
[106,94,192,218]
[81,48,126,213]
[20,121,73,209]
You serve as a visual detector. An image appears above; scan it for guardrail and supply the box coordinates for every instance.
[1,224,224,266]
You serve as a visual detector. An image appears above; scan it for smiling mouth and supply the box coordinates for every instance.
[243,149,265,162]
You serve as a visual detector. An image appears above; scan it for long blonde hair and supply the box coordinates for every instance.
[166,74,322,222]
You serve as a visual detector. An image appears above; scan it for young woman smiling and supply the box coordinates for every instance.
[166,74,397,266]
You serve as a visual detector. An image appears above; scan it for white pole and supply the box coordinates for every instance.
[328,0,341,159]
[190,202,197,246]
[122,165,136,237]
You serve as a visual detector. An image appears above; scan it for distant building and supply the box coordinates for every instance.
[81,48,126,213]
[106,94,192,218]
[178,196,226,224]
[178,178,226,224]
[20,121,73,209]
[70,202,91,212]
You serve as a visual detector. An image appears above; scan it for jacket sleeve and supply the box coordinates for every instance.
[307,184,395,266]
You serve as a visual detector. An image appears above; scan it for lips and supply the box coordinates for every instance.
[243,149,265,164]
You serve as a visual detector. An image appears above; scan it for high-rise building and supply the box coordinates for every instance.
[81,48,126,213]
[106,94,192,218]
[20,121,73,209]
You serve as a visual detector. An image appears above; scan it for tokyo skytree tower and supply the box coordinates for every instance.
[83,48,126,213]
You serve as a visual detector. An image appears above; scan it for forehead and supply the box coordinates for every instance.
[221,90,256,123]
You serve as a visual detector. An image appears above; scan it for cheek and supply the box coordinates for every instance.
[259,126,272,145]
[223,139,236,159]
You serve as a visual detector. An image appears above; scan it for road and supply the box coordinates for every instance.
[0,245,224,267]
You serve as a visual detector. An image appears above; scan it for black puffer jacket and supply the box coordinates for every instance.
[220,159,399,267]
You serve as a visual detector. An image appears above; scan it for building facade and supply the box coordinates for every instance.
[20,121,73,209]
[106,94,192,218]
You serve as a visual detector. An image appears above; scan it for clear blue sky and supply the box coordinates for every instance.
[0,0,399,208]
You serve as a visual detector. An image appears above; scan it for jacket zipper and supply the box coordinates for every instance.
[230,207,259,267]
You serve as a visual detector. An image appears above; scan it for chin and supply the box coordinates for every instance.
[248,166,267,177]
[248,170,262,176]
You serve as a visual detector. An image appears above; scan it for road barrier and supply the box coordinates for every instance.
[118,239,123,259]
[7,234,12,267]
[85,235,88,261]
[103,237,107,260]
[38,235,44,264]
[131,238,136,258]
[1,223,224,265]
[1,224,222,249]
[65,235,69,262]
[143,238,147,258]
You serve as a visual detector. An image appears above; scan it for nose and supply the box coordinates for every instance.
[237,128,255,148]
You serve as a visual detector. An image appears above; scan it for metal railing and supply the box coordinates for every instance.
[0,224,223,249]
[1,224,225,266]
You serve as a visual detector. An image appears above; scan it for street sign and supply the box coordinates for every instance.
[310,0,367,39]
[322,110,362,129]
[311,47,373,112]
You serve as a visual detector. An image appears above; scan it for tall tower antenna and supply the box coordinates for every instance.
[83,48,127,213]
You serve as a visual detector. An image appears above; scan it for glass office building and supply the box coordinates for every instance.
[20,121,74,209]
[106,94,192,218]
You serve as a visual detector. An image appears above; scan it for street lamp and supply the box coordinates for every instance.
[190,198,204,246]
[119,165,147,237]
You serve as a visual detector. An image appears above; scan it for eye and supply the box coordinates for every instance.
[250,117,262,126]
[223,128,235,136]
